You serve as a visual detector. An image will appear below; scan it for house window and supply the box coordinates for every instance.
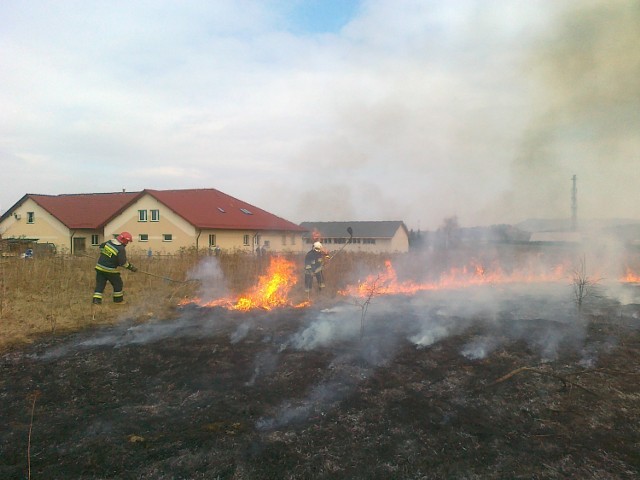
[139,234,149,242]
[281,235,287,245]
[150,209,160,222]
[240,208,252,215]
[138,210,148,222]
[162,234,172,242]
[208,234,216,246]
[291,235,296,245]
[91,235,99,246]
[27,212,35,224]
[243,234,250,246]
[217,207,226,213]
[263,240,270,248]
[363,238,376,245]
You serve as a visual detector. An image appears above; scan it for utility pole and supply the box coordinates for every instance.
[571,174,577,231]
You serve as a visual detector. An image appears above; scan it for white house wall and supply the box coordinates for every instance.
[103,194,306,255]
[2,194,307,255]
[0,199,71,252]
[312,227,409,255]
[105,194,197,254]
[390,229,410,253]
[203,230,305,254]
[256,231,305,254]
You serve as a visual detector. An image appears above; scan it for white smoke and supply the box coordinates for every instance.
[256,365,369,431]
[31,309,223,361]
[245,350,280,387]
[230,322,252,344]
[461,336,500,360]
[187,257,230,302]
[290,305,361,350]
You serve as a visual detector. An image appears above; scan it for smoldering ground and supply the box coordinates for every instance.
[3,275,640,478]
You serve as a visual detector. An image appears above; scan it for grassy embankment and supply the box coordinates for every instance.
[0,251,390,351]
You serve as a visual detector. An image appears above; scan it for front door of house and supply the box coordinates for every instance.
[73,237,86,254]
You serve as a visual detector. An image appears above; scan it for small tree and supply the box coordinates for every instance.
[572,255,600,318]
[355,274,383,340]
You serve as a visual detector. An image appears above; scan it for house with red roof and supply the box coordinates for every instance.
[0,189,307,255]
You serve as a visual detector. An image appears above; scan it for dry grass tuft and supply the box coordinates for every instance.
[0,251,395,351]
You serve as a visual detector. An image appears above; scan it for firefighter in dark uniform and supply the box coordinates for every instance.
[92,232,137,304]
[305,241,329,294]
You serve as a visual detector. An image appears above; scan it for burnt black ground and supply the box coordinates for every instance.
[2,287,640,479]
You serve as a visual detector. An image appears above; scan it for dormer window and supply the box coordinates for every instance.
[218,207,226,213]
[240,208,252,215]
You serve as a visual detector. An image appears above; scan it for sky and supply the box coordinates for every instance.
[1,0,639,230]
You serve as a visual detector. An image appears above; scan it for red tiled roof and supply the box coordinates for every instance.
[30,192,140,229]
[19,189,304,232]
[146,189,305,232]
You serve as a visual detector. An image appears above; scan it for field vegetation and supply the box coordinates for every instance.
[3,246,640,478]
[0,250,389,351]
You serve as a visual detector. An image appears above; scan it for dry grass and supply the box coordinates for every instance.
[0,251,395,351]
[0,253,201,350]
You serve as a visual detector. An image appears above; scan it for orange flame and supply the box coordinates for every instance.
[622,266,640,283]
[339,259,572,298]
[232,256,298,311]
[180,257,640,311]
[182,256,307,310]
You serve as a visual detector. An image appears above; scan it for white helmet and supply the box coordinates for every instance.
[313,242,323,251]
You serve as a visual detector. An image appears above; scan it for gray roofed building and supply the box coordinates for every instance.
[300,221,409,254]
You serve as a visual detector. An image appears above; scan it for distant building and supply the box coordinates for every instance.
[519,218,640,246]
[529,232,582,244]
[300,221,409,254]
[0,189,306,255]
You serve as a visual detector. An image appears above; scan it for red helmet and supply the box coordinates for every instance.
[117,232,133,245]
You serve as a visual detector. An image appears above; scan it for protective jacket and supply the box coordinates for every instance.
[305,248,327,274]
[95,239,136,273]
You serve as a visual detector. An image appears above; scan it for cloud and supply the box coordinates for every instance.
[1,0,637,229]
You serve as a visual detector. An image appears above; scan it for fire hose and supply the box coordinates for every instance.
[78,253,194,284]
[136,269,196,285]
[325,227,353,264]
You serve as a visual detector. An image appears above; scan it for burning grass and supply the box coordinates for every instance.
[2,246,640,477]
[2,285,640,478]
[3,246,640,350]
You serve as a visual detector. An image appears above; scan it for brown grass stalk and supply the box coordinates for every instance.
[0,251,400,351]
[27,390,41,480]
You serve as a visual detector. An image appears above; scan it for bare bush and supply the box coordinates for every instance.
[572,255,601,317]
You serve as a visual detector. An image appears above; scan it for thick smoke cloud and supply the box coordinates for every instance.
[490,0,640,224]
[2,1,637,229]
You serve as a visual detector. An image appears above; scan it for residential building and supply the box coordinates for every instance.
[300,221,409,254]
[0,189,307,255]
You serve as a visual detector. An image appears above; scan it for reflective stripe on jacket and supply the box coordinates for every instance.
[95,239,132,273]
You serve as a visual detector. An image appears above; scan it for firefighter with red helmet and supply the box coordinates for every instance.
[92,232,137,304]
[304,241,329,295]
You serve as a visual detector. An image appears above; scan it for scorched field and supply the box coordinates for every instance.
[2,253,640,479]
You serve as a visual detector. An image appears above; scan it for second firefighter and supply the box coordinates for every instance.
[304,241,329,294]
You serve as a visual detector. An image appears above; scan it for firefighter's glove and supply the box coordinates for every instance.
[128,264,138,272]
